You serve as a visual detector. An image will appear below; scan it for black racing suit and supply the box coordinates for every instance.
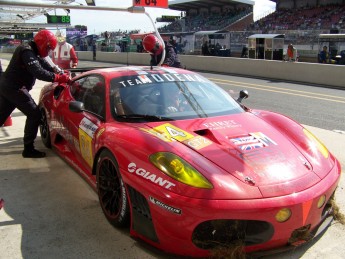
[0,41,56,148]
[150,42,183,68]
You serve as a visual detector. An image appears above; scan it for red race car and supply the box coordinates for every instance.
[39,66,341,257]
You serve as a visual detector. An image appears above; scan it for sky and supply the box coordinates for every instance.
[27,0,276,34]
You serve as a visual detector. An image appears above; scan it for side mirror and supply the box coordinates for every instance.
[69,101,84,113]
[237,90,249,103]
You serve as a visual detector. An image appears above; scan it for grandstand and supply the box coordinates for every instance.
[155,0,345,61]
[162,0,254,32]
[157,0,254,55]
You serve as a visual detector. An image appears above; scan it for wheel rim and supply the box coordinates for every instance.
[98,158,122,218]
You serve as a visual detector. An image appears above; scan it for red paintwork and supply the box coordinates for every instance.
[39,66,341,257]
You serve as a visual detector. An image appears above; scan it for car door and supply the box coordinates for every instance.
[59,74,106,173]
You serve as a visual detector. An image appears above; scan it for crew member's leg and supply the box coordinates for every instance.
[12,87,45,158]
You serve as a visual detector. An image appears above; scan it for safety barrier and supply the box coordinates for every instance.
[76,51,344,89]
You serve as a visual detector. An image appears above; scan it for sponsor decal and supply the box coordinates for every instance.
[149,196,182,215]
[79,117,98,138]
[27,59,39,66]
[231,132,277,151]
[117,73,207,88]
[78,117,98,167]
[79,128,93,167]
[203,120,240,130]
[250,132,277,145]
[184,136,212,150]
[127,162,175,189]
[120,179,127,218]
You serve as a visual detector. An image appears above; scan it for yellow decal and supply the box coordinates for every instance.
[79,128,93,167]
[184,136,212,150]
[154,123,194,142]
[96,128,105,139]
[140,128,172,142]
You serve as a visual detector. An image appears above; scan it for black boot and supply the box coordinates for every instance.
[22,145,46,158]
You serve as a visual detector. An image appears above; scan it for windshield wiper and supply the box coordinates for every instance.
[116,114,174,121]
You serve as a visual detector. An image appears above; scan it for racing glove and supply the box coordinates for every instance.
[54,73,71,84]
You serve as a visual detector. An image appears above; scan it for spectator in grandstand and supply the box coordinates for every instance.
[215,43,222,56]
[201,41,211,56]
[52,31,78,69]
[92,41,96,61]
[319,46,329,63]
[114,43,121,52]
[285,44,298,62]
[142,34,183,68]
[137,41,144,53]
[169,36,178,53]
[339,50,345,65]
[241,45,248,58]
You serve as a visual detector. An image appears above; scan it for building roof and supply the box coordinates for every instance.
[168,0,254,11]
[248,34,285,39]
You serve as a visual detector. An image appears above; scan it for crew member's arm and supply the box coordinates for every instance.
[22,49,70,84]
[162,46,175,66]
[70,46,78,68]
[22,49,55,81]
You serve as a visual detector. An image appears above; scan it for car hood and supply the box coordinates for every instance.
[144,112,326,198]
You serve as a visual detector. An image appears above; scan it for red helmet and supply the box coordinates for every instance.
[142,34,163,55]
[34,30,58,57]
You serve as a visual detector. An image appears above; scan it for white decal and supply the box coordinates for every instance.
[203,120,240,130]
[149,196,182,215]
[118,73,208,88]
[127,162,175,189]
[166,126,186,138]
[79,117,98,138]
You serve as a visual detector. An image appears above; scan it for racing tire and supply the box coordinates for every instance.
[96,150,130,228]
[40,109,52,148]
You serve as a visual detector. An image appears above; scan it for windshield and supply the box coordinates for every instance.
[110,73,244,121]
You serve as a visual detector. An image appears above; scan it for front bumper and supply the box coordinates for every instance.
[126,160,341,258]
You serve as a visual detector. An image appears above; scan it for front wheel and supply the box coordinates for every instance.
[96,150,130,228]
[40,109,51,148]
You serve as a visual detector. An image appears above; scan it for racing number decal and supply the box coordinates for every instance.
[79,128,93,167]
[133,0,168,8]
[154,123,194,142]
[143,123,212,149]
[166,126,186,138]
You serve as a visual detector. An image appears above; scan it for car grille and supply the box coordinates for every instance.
[192,219,274,250]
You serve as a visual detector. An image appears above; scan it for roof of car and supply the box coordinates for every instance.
[86,66,191,76]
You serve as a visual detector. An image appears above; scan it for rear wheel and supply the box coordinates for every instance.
[96,150,130,228]
[40,109,51,148]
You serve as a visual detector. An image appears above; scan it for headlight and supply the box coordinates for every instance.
[317,195,326,209]
[150,152,213,189]
[303,128,329,158]
[275,208,292,223]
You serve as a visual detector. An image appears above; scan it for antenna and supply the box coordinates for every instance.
[145,12,166,66]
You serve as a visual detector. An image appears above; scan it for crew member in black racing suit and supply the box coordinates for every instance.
[0,30,71,158]
[142,34,183,68]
